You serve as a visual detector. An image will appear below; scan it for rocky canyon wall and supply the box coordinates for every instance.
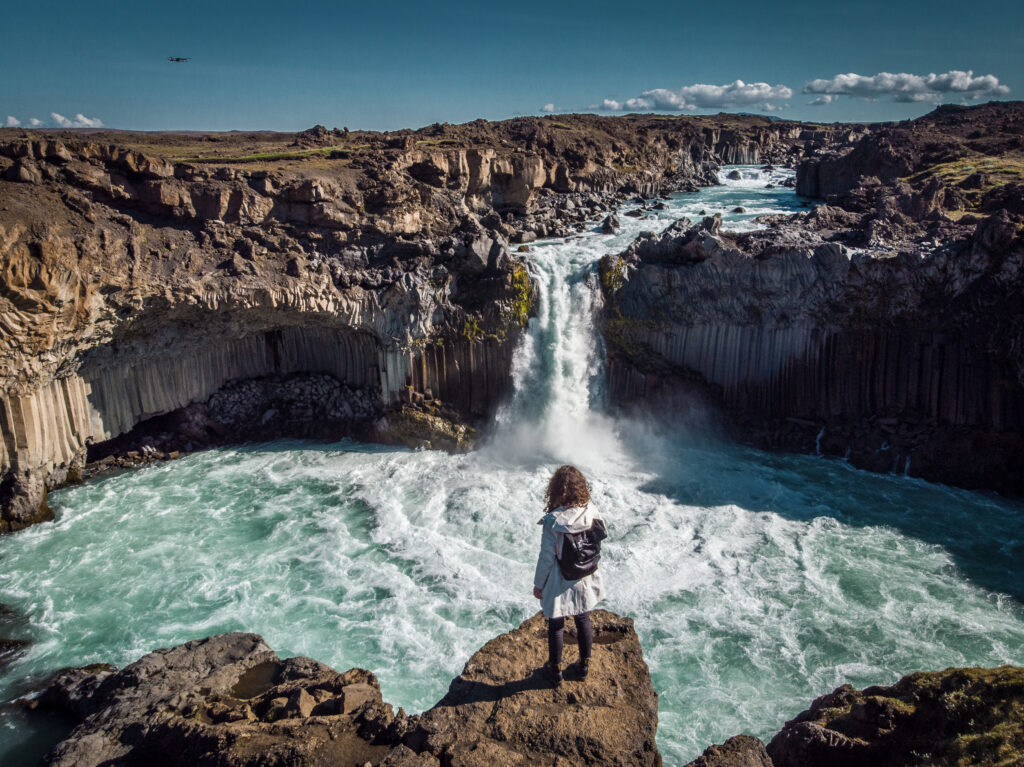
[601,207,1024,491]
[0,113,810,531]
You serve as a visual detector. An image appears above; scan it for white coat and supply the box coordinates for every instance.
[533,504,605,619]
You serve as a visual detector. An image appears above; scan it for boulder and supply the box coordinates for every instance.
[766,666,1024,767]
[685,735,772,767]
[601,214,621,234]
[0,469,54,534]
[727,170,742,180]
[35,611,660,767]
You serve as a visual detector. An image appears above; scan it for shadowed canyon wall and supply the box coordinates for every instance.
[602,209,1024,491]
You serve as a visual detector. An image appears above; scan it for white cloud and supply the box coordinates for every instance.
[51,112,104,128]
[541,103,556,113]
[803,70,1009,104]
[29,118,43,127]
[5,116,20,127]
[596,80,793,113]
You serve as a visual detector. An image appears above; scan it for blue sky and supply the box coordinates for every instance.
[1,0,1020,131]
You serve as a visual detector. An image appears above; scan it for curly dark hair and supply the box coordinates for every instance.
[544,465,591,513]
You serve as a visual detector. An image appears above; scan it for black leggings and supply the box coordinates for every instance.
[547,612,593,667]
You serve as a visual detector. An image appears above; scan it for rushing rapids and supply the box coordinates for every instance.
[1,169,1023,766]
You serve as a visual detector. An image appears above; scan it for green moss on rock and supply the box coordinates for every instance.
[767,666,1024,767]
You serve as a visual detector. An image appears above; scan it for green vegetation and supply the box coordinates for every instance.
[797,666,1024,767]
[901,666,1024,767]
[175,145,367,164]
[598,255,626,295]
[547,122,573,130]
[600,317,659,359]
[906,156,1024,191]
[508,264,532,327]
[461,317,484,341]
[415,138,461,147]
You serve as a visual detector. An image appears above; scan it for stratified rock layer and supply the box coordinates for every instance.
[34,610,660,767]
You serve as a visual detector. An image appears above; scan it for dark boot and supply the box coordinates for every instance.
[575,658,590,680]
[543,661,563,688]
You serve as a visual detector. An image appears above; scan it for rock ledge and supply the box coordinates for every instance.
[33,610,660,767]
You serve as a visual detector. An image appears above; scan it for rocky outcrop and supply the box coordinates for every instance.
[600,204,1024,492]
[796,102,1024,204]
[0,113,813,531]
[31,610,660,767]
[601,103,1024,492]
[766,666,1024,767]
[684,735,772,767]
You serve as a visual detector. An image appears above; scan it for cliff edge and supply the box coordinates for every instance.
[32,610,660,767]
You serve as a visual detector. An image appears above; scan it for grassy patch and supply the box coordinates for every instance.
[415,138,461,147]
[905,156,1024,190]
[461,317,484,341]
[175,145,367,164]
[547,121,573,129]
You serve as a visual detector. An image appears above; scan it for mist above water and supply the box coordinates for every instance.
[2,169,1023,766]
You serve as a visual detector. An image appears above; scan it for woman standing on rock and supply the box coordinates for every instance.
[533,464,606,687]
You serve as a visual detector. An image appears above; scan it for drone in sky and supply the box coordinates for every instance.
[167,57,190,63]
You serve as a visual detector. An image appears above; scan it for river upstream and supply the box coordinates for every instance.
[2,168,1023,765]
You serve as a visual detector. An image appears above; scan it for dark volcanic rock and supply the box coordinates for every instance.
[37,611,660,767]
[599,203,1024,492]
[766,666,1024,767]
[684,735,772,767]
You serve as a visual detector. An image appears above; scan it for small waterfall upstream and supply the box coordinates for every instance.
[1,168,1023,766]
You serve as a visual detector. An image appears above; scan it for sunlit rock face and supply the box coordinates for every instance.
[35,611,660,767]
[0,114,807,530]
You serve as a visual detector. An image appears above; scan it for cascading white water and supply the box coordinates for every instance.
[1,168,1023,766]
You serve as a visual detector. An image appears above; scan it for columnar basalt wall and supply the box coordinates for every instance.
[609,324,1024,432]
[601,205,1024,492]
[0,325,517,496]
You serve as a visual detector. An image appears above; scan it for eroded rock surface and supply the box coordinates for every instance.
[600,102,1024,491]
[684,735,772,767]
[407,610,660,766]
[766,666,1024,767]
[0,113,808,531]
[33,610,660,767]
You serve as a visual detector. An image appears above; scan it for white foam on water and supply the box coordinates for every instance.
[2,169,1024,766]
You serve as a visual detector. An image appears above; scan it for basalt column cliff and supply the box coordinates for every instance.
[0,114,806,531]
[601,102,1024,492]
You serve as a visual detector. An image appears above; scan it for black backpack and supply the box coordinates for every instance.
[556,518,607,581]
